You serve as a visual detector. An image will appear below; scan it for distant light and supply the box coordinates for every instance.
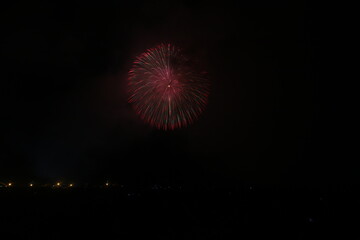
[69,184,73,187]
[29,183,33,187]
[105,182,109,186]
[8,183,12,187]
[56,182,61,186]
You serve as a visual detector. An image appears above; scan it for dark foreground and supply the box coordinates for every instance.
[0,186,356,239]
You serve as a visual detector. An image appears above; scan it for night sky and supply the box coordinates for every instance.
[1,1,351,188]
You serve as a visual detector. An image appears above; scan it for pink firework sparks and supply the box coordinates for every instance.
[128,43,210,130]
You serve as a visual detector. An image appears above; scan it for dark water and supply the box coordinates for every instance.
[0,186,356,239]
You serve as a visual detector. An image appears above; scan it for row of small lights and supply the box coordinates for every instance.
[3,182,110,187]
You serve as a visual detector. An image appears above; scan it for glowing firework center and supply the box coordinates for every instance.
[128,44,209,130]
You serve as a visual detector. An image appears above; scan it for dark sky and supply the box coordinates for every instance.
[1,1,350,187]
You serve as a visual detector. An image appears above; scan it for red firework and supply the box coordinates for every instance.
[128,43,209,130]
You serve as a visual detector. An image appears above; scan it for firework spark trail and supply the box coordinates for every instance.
[128,44,209,130]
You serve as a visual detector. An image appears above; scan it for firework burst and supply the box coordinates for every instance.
[128,44,209,130]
